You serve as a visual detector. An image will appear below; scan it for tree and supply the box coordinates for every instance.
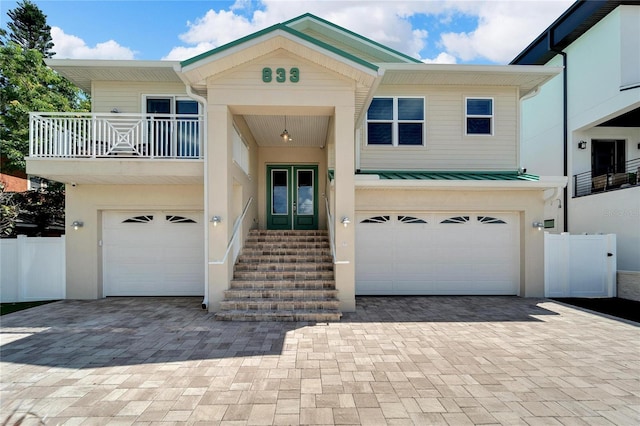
[5,0,54,57]
[0,44,89,173]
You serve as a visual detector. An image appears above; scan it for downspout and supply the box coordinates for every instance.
[549,35,568,232]
[184,84,209,309]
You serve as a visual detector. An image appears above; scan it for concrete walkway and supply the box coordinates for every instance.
[1,296,638,425]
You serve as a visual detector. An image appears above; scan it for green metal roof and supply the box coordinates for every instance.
[357,170,540,182]
[180,19,380,71]
[283,13,422,64]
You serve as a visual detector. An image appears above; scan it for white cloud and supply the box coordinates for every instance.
[162,0,574,64]
[51,27,135,60]
[439,1,574,64]
[423,52,457,64]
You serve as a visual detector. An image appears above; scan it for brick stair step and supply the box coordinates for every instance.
[233,271,335,280]
[214,310,342,322]
[224,289,339,299]
[234,263,334,272]
[229,279,336,289]
[219,299,340,311]
[241,248,331,256]
[237,255,334,263]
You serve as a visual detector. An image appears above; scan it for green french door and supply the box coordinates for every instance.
[267,165,318,230]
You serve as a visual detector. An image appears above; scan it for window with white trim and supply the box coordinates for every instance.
[466,97,493,135]
[367,97,425,146]
[232,125,250,176]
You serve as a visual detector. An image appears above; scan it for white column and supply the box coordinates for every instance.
[207,104,233,312]
[333,105,356,312]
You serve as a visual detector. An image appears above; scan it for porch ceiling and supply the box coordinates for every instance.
[242,115,330,147]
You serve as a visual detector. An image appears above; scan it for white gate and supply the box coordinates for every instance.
[544,233,617,298]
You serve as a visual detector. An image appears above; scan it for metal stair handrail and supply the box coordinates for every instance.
[209,197,253,265]
[325,195,350,265]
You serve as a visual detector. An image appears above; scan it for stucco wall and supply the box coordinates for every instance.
[570,187,640,271]
[618,271,640,301]
[65,184,204,299]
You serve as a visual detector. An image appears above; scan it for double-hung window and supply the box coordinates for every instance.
[466,97,493,135]
[367,97,425,146]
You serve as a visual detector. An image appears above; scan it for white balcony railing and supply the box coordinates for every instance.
[29,112,203,159]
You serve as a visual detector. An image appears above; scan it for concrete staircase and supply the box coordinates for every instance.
[214,229,342,321]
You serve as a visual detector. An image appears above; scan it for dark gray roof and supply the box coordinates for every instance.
[511,1,635,65]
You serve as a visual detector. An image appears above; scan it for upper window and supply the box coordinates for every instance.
[367,97,425,146]
[466,98,493,135]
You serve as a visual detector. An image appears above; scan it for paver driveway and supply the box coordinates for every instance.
[1,296,638,425]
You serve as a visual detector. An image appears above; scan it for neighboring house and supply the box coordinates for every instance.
[1,157,29,192]
[26,14,565,316]
[513,0,640,298]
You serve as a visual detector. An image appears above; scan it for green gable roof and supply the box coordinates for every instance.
[284,13,422,64]
[181,13,420,69]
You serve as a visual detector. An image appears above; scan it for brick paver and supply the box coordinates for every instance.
[1,296,638,425]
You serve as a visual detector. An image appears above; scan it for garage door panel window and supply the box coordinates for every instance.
[441,216,469,224]
[123,215,154,223]
[360,215,390,223]
[478,216,506,224]
[398,215,427,224]
[166,215,197,223]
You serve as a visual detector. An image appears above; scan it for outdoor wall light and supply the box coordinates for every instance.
[211,216,222,226]
[341,216,351,228]
[72,220,84,230]
[578,140,587,149]
[532,221,544,231]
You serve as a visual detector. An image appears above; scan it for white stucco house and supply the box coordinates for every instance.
[512,0,640,300]
[27,14,566,319]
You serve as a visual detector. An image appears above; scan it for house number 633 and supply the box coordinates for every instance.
[262,67,300,83]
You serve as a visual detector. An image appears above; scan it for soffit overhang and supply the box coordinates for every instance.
[376,64,563,98]
[45,59,182,93]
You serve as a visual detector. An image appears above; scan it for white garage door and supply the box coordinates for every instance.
[103,211,204,296]
[356,212,520,295]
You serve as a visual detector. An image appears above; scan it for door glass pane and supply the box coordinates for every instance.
[176,100,199,157]
[297,170,314,215]
[272,170,288,215]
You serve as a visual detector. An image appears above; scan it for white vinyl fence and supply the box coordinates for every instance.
[545,233,617,298]
[0,236,66,303]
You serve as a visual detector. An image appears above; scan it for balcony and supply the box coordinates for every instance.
[30,112,203,159]
[27,113,204,185]
[573,158,640,197]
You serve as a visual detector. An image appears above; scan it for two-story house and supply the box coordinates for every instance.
[513,0,640,300]
[27,14,565,320]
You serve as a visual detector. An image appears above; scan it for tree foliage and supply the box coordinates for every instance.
[5,0,54,57]
[0,44,89,173]
[1,182,65,237]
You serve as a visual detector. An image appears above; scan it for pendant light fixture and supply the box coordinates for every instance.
[280,116,292,142]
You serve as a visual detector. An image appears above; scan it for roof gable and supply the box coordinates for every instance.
[180,13,420,70]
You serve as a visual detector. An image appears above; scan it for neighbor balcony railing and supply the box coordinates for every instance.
[29,112,203,159]
[573,157,640,197]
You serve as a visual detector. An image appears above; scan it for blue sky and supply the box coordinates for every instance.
[0,0,574,64]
